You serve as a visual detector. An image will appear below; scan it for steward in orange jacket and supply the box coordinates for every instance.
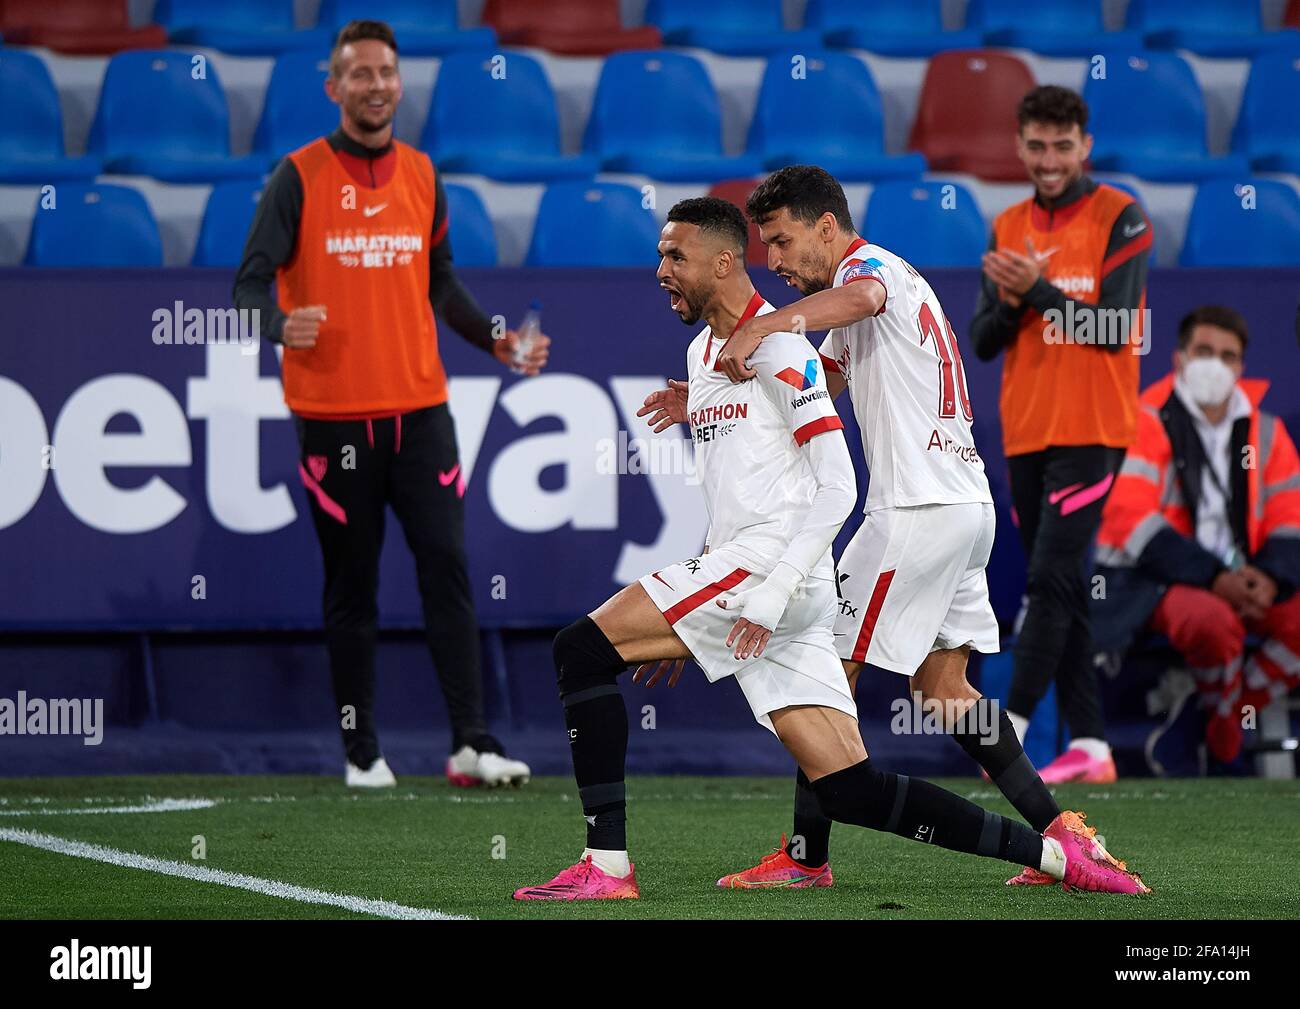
[1093,307,1300,761]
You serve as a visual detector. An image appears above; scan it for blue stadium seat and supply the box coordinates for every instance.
[1180,179,1300,267]
[154,0,330,56]
[584,51,762,182]
[1084,53,1251,182]
[1129,0,1300,57]
[748,52,925,181]
[0,49,102,183]
[25,183,163,266]
[807,0,981,56]
[1231,52,1300,175]
[863,180,985,267]
[87,51,269,182]
[443,183,497,267]
[316,0,496,56]
[969,0,1143,57]
[646,0,820,56]
[525,182,661,266]
[192,180,264,267]
[422,52,598,181]
[252,53,338,164]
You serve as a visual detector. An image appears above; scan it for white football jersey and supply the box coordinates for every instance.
[688,293,846,580]
[819,239,992,514]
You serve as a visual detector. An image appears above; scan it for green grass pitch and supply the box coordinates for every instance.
[2,775,1298,920]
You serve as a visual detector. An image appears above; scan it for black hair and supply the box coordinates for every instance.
[330,20,398,78]
[1178,305,1249,352]
[1017,85,1088,133]
[745,165,855,233]
[665,196,749,257]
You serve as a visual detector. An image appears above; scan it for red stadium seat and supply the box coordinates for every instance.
[0,0,167,54]
[1286,0,1300,28]
[707,179,768,267]
[907,50,1036,182]
[482,0,661,55]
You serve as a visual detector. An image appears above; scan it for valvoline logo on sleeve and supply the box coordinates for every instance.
[775,359,819,391]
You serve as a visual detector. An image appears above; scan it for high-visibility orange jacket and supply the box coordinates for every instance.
[1093,371,1300,652]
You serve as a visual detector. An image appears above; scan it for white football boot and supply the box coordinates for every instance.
[345,756,397,788]
[446,739,530,788]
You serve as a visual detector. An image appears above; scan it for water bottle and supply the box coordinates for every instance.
[512,301,542,374]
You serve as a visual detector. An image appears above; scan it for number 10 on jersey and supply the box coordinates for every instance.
[917,302,974,422]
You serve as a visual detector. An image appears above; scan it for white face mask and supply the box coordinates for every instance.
[1180,356,1237,408]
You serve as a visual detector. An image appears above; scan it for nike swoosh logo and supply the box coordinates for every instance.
[363,204,388,218]
[438,464,461,487]
[1048,482,1083,505]
[585,815,597,826]
[652,571,672,589]
[1123,221,1147,237]
[1032,247,1060,265]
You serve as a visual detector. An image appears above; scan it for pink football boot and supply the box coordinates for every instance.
[1046,811,1151,895]
[513,855,640,901]
[1038,747,1118,784]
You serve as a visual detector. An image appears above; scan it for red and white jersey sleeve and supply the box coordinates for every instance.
[751,330,844,448]
[822,240,993,514]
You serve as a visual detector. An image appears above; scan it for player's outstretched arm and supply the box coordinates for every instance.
[717,283,885,383]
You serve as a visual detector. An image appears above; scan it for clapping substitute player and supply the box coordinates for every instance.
[512,197,1148,901]
[971,86,1150,785]
[234,21,547,788]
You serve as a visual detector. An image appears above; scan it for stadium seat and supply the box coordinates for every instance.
[0,0,166,55]
[706,179,766,266]
[192,180,264,268]
[1085,53,1251,183]
[482,0,661,55]
[907,50,1036,182]
[807,0,982,57]
[968,0,1144,57]
[316,0,496,56]
[525,182,661,267]
[88,51,270,182]
[1231,52,1300,175]
[584,51,763,182]
[422,52,598,181]
[863,180,986,268]
[1179,179,1300,267]
[645,0,821,56]
[1129,0,1300,58]
[0,49,102,183]
[154,0,330,56]
[747,52,926,181]
[1289,0,1300,29]
[443,183,497,267]
[252,53,338,165]
[24,183,163,267]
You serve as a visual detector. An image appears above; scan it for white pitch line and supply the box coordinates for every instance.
[0,828,472,921]
[0,798,217,817]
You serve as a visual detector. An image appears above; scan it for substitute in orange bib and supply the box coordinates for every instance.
[1094,307,1300,765]
[234,20,548,788]
[971,86,1151,784]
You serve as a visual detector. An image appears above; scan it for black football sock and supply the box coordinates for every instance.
[553,616,629,851]
[787,768,832,867]
[811,758,1043,869]
[951,703,1061,833]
